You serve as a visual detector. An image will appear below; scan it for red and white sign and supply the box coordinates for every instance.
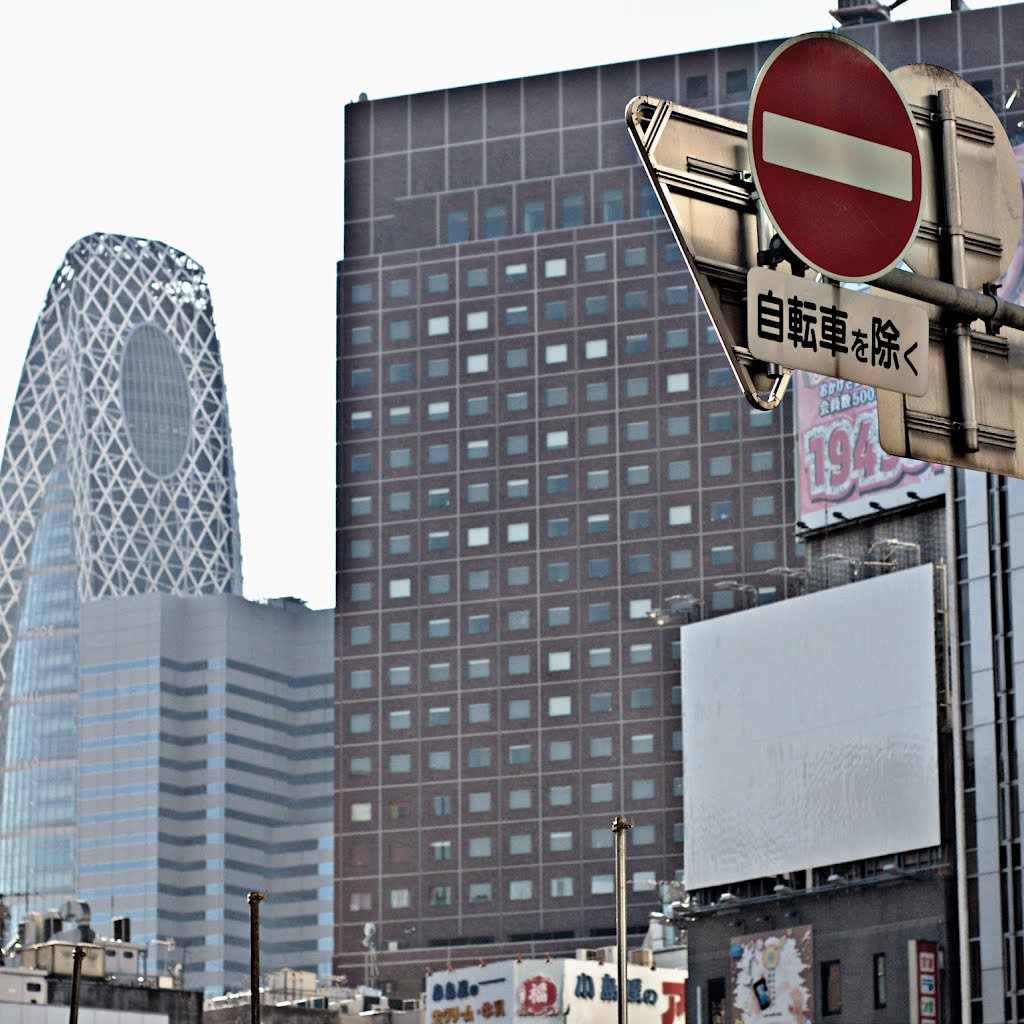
[908,939,940,1024]
[749,33,923,282]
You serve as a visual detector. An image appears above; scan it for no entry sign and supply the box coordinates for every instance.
[749,33,923,282]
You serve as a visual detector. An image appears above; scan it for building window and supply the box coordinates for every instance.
[544,299,569,321]
[509,833,533,855]
[430,885,452,907]
[468,836,492,858]
[505,262,528,284]
[708,455,732,477]
[548,650,571,672]
[425,275,448,299]
[550,785,572,806]
[469,882,492,903]
[710,500,732,522]
[631,734,655,755]
[549,740,572,761]
[426,358,450,381]
[821,961,841,1016]
[484,204,507,238]
[389,888,410,909]
[446,210,469,243]
[467,658,491,679]
[466,526,490,547]
[551,877,574,898]
[686,74,708,101]
[591,874,614,894]
[668,504,692,526]
[726,67,748,94]
[623,246,648,268]
[708,545,734,569]
[708,410,732,432]
[523,199,546,233]
[467,746,492,768]
[585,337,608,359]
[590,736,613,758]
[388,709,412,731]
[549,831,573,852]
[509,879,534,901]
[508,788,532,810]
[631,778,655,800]
[509,744,532,765]
[591,782,613,803]
[873,954,886,1009]
[600,188,624,222]
[562,194,586,227]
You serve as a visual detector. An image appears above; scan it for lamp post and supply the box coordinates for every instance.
[612,816,634,1024]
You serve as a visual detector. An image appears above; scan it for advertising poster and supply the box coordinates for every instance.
[427,959,688,1024]
[795,370,944,528]
[729,926,812,1024]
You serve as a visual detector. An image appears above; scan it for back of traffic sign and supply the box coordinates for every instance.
[749,33,924,283]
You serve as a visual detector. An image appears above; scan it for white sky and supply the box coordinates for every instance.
[0,0,1012,611]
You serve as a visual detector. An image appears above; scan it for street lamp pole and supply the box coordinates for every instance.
[612,816,634,1024]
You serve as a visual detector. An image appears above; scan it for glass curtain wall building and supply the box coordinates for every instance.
[0,232,241,935]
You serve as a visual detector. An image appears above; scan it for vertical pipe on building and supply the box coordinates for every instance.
[68,945,85,1024]
[612,816,634,1024]
[945,470,971,1022]
[248,891,266,1024]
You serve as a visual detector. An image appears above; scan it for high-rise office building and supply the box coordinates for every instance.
[334,20,802,983]
[0,231,242,919]
[0,233,334,997]
[76,591,334,997]
[336,2,1024,1015]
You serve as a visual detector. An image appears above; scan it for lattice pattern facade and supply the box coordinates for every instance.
[0,232,241,915]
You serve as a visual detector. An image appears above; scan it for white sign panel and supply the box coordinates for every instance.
[427,960,687,1024]
[747,267,929,396]
[682,564,941,891]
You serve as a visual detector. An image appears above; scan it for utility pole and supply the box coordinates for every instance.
[68,946,85,1024]
[248,892,266,1024]
[612,816,634,1024]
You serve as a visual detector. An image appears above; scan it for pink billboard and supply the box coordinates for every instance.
[795,371,944,528]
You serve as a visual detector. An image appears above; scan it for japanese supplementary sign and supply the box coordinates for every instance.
[749,34,923,282]
[746,267,928,397]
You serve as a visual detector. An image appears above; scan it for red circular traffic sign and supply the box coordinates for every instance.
[749,33,923,282]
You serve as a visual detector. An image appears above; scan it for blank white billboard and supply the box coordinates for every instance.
[682,564,940,891]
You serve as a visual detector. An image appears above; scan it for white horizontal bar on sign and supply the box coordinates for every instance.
[761,111,913,201]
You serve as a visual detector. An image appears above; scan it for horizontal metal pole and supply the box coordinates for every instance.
[875,267,1024,332]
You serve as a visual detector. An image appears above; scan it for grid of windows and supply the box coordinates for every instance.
[337,35,801,969]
